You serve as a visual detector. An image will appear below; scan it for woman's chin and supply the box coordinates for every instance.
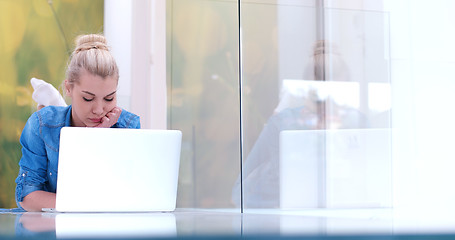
[84,122,99,127]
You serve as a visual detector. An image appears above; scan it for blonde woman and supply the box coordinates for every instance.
[15,34,140,212]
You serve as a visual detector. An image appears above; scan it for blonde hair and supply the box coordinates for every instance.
[66,34,119,85]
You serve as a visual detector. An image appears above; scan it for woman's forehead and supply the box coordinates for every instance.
[75,72,118,94]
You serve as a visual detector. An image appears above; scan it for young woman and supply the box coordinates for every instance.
[15,34,140,212]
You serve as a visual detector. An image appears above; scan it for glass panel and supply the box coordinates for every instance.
[0,0,104,208]
[240,2,392,209]
[167,0,240,208]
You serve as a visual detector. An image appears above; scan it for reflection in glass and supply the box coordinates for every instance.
[280,129,391,209]
[167,0,240,208]
[237,3,391,209]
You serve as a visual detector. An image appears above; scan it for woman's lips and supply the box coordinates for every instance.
[89,118,102,123]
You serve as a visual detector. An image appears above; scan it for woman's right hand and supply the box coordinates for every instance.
[94,107,122,128]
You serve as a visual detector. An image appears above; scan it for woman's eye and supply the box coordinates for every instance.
[104,98,114,102]
[83,97,94,102]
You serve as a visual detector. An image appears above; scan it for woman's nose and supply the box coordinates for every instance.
[92,101,104,115]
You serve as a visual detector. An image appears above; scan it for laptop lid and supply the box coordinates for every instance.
[56,127,182,212]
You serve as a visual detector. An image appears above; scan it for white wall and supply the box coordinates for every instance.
[326,0,455,212]
[384,0,455,213]
[104,0,132,111]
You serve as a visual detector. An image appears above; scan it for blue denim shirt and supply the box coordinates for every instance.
[15,105,140,209]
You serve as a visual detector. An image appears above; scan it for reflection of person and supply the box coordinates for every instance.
[232,40,366,208]
[15,34,141,212]
[303,40,350,81]
[15,213,56,238]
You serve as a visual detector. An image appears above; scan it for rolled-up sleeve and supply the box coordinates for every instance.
[15,112,48,206]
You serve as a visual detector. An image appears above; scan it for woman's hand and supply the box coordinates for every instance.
[94,107,122,128]
[20,191,56,212]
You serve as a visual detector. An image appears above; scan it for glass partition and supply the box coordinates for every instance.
[239,2,392,209]
[167,0,240,208]
[168,0,392,210]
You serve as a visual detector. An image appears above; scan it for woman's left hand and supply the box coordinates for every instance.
[95,107,122,128]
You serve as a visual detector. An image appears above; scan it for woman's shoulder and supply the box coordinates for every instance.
[116,108,141,129]
[34,105,71,127]
[21,106,70,142]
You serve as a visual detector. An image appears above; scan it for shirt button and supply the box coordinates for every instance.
[22,173,25,177]
[49,172,52,176]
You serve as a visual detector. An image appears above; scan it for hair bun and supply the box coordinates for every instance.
[74,34,109,53]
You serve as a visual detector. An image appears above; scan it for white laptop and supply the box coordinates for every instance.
[48,127,182,212]
[279,128,392,209]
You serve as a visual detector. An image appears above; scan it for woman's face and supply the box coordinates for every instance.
[65,70,118,127]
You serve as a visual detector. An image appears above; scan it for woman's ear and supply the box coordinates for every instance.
[64,80,72,97]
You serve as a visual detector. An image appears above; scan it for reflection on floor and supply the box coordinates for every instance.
[1,208,455,239]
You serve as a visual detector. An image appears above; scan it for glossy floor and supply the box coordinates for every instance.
[1,208,455,239]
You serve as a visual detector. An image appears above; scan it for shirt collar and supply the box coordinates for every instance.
[65,105,72,127]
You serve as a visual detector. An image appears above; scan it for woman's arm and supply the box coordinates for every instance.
[16,112,52,211]
[20,191,56,212]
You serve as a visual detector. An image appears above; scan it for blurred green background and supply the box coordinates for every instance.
[0,0,103,208]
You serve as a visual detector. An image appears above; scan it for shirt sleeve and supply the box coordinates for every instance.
[15,112,49,206]
[114,110,141,129]
[127,114,141,129]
